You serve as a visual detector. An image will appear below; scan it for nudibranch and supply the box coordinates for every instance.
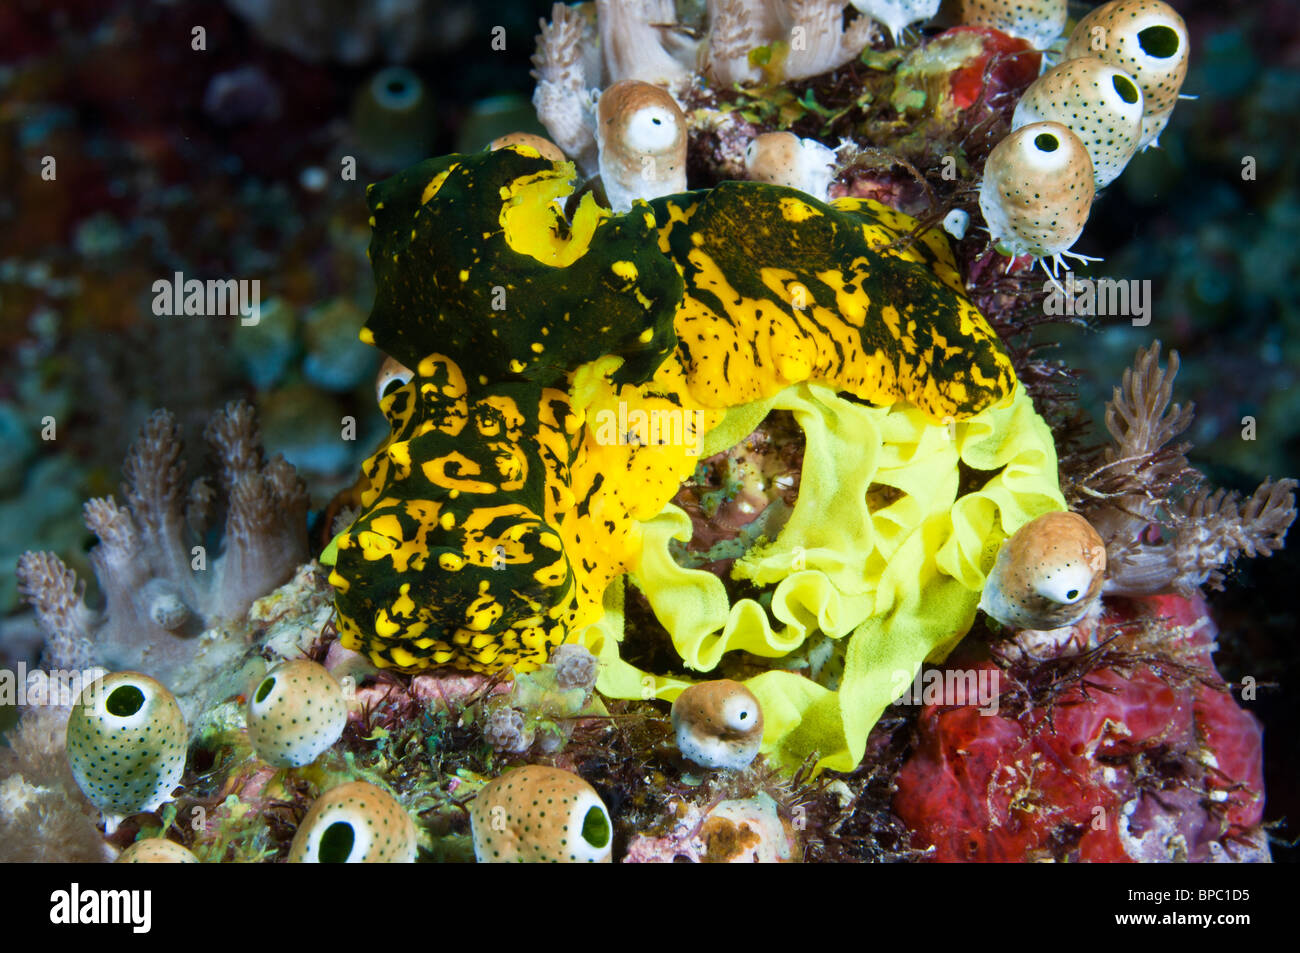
[358,146,683,387]
[330,144,1020,684]
[652,182,1015,417]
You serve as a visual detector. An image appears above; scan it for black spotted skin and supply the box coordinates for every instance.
[363,148,682,388]
[649,184,1016,419]
[331,146,1018,675]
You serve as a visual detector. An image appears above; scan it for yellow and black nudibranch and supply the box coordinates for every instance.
[330,144,1018,676]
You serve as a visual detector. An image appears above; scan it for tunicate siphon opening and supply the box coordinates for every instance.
[106,684,145,717]
[318,821,356,862]
[254,677,276,704]
[581,806,611,849]
[1138,25,1179,59]
[1034,133,1059,152]
[1112,75,1140,104]
[1066,588,1080,600]
[371,67,422,112]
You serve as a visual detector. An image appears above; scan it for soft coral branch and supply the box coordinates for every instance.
[14,551,95,670]
[1078,343,1297,596]
[17,401,310,712]
[531,2,600,174]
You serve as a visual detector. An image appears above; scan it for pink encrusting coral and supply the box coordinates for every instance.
[894,593,1268,862]
[897,344,1293,862]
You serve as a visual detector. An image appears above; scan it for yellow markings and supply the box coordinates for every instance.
[392,584,415,617]
[880,304,902,340]
[637,327,654,344]
[776,343,814,383]
[368,513,403,543]
[533,562,568,587]
[439,552,465,571]
[423,451,494,493]
[374,201,385,210]
[416,354,456,382]
[419,167,455,205]
[479,375,489,385]
[479,394,524,434]
[386,441,411,469]
[439,511,456,531]
[368,216,376,227]
[817,267,869,326]
[465,594,503,632]
[374,609,400,637]
[779,196,822,222]
[611,260,638,282]
[359,327,375,345]
[498,168,607,267]
[459,269,470,282]
[530,341,545,353]
[509,359,526,373]
[389,644,419,668]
